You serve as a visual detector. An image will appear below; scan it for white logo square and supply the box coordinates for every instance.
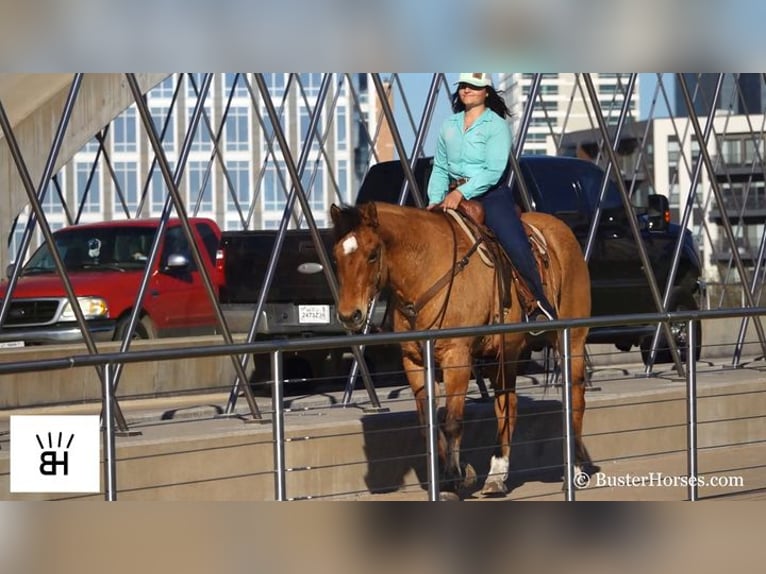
[10,415,101,493]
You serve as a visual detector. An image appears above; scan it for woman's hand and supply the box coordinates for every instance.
[441,189,464,211]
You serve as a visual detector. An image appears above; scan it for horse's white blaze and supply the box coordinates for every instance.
[341,234,358,255]
[488,455,509,481]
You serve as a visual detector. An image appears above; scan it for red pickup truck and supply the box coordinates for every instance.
[0,218,223,346]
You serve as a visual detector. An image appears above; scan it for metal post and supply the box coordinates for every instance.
[423,339,440,501]
[686,319,699,502]
[271,351,287,501]
[561,328,576,501]
[102,362,117,501]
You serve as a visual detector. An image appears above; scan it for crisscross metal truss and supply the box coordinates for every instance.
[1,74,765,424]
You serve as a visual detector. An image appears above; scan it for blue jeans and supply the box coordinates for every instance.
[476,185,556,317]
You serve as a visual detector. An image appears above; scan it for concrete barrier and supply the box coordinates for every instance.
[0,316,763,410]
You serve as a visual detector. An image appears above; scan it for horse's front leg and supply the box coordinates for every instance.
[400,347,449,483]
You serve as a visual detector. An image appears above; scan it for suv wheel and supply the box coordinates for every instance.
[640,293,702,366]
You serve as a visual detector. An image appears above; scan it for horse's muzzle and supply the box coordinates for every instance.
[337,308,365,332]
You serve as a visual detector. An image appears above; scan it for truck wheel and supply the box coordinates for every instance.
[640,293,701,366]
[114,315,156,341]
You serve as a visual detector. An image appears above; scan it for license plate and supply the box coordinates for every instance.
[298,305,330,324]
[0,341,25,349]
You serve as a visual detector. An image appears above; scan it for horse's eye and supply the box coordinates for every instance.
[368,248,379,263]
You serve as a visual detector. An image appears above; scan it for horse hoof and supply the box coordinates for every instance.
[439,491,461,502]
[461,463,477,490]
[481,479,508,497]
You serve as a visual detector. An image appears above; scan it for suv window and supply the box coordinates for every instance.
[524,161,588,219]
[578,164,623,212]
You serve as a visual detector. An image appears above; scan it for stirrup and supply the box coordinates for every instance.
[527,301,554,337]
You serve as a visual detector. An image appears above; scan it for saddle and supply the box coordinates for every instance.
[448,198,550,317]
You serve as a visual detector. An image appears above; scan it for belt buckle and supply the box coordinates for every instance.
[449,177,468,191]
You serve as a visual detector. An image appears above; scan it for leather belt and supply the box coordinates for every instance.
[448,177,469,191]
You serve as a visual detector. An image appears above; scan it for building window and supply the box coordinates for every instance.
[150,169,166,214]
[186,73,208,99]
[225,107,250,151]
[302,163,324,213]
[223,73,249,99]
[150,106,175,149]
[743,137,761,165]
[299,107,322,150]
[187,161,214,213]
[41,176,65,215]
[263,163,286,212]
[76,162,101,214]
[83,135,101,153]
[667,137,681,166]
[299,73,322,97]
[154,76,176,99]
[721,138,742,165]
[113,161,139,215]
[113,108,137,153]
[336,107,347,151]
[263,73,286,93]
[337,162,349,203]
[188,106,213,151]
[226,160,251,212]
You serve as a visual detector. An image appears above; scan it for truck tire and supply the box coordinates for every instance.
[640,292,702,366]
[114,315,157,341]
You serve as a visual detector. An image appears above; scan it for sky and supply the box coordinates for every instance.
[394,73,674,155]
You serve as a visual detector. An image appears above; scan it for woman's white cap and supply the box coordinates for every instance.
[457,73,492,87]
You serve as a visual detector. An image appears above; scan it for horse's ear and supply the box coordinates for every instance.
[330,204,342,226]
[359,202,379,228]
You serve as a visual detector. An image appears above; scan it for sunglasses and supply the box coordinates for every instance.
[458,82,486,91]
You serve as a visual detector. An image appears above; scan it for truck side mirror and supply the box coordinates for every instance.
[647,194,670,232]
[5,263,15,279]
[165,253,190,270]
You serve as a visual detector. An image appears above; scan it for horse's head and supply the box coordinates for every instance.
[330,202,386,332]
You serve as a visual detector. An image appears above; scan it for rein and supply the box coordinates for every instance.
[398,215,484,329]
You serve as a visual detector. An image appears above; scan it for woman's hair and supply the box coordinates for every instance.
[451,85,510,118]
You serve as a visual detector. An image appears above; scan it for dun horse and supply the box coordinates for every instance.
[330,201,592,498]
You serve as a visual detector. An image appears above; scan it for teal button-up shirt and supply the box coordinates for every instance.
[427,108,512,204]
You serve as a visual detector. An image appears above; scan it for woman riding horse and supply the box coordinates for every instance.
[330,200,592,499]
[427,72,556,333]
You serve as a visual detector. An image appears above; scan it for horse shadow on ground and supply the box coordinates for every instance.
[360,394,599,496]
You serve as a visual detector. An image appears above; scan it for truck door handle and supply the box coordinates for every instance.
[150,289,160,297]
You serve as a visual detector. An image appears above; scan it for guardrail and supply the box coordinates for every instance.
[1,306,764,501]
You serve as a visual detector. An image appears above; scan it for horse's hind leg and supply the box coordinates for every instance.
[480,346,521,497]
[570,331,594,477]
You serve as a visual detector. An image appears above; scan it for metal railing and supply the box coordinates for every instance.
[1,305,764,501]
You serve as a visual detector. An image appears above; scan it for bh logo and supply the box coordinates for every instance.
[10,415,100,493]
[36,431,75,476]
